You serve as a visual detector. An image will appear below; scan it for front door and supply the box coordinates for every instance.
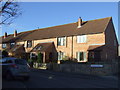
[49,52,53,62]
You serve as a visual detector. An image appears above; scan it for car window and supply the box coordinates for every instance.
[15,59,27,65]
[2,60,13,64]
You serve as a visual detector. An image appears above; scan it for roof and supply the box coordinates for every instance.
[8,45,25,53]
[1,17,112,42]
[88,45,104,51]
[21,17,111,40]
[31,42,53,52]
[1,30,35,44]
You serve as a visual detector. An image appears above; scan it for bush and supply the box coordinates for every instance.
[2,50,8,57]
[37,52,43,63]
[28,59,34,68]
[62,56,69,61]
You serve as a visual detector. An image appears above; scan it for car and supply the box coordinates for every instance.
[0,57,30,81]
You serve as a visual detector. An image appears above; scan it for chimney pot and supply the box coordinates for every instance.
[77,17,82,28]
[4,32,7,39]
[14,30,17,37]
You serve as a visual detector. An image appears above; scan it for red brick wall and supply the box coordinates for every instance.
[103,18,119,61]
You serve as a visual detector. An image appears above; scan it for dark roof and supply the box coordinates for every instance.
[1,30,35,44]
[1,17,112,42]
[9,45,25,53]
[31,42,53,52]
[22,17,112,40]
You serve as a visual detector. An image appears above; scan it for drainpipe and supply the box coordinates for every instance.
[71,35,73,59]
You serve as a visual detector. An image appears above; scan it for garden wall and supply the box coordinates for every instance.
[47,62,118,76]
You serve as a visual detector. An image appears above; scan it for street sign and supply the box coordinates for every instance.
[90,64,103,67]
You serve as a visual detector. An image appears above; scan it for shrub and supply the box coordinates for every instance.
[37,52,43,63]
[28,59,34,68]
[62,56,69,61]
[2,50,8,57]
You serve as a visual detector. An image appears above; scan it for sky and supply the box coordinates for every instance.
[1,2,119,43]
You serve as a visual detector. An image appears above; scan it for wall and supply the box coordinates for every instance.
[21,33,105,62]
[104,18,119,61]
[73,33,105,62]
[47,62,118,76]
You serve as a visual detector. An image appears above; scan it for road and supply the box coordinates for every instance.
[2,68,118,88]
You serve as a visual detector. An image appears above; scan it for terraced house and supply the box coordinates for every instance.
[0,17,119,63]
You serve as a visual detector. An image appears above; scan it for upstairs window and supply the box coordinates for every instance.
[10,42,15,48]
[58,52,65,60]
[2,44,7,49]
[77,35,87,43]
[27,40,32,48]
[57,37,66,46]
[76,52,87,61]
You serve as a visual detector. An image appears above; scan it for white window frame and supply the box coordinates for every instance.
[77,35,87,43]
[27,40,32,48]
[2,43,7,48]
[76,52,87,61]
[58,52,65,60]
[10,42,15,48]
[57,37,66,46]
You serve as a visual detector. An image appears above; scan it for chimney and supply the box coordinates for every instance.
[4,32,7,39]
[14,30,17,37]
[77,17,82,28]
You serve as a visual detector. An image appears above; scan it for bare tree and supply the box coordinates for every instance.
[0,0,21,25]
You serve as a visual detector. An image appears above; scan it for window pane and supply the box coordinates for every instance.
[77,36,80,43]
[15,59,27,65]
[80,52,83,61]
[58,52,60,60]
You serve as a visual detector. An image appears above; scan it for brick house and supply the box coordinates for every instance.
[0,17,119,63]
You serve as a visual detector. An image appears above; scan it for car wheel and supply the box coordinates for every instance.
[23,76,30,81]
[6,72,14,81]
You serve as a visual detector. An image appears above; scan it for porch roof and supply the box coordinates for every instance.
[88,45,104,51]
[8,44,25,53]
[31,42,53,52]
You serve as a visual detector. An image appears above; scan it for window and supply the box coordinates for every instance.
[58,52,65,60]
[15,59,27,65]
[2,44,6,48]
[27,40,32,48]
[30,53,36,59]
[2,60,13,64]
[34,45,42,50]
[10,42,15,48]
[76,52,86,61]
[57,37,66,46]
[77,35,87,43]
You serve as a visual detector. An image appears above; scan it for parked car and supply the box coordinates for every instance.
[0,57,30,80]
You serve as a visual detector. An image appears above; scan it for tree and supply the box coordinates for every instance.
[0,0,21,25]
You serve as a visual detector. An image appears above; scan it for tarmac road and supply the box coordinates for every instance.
[2,68,119,88]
